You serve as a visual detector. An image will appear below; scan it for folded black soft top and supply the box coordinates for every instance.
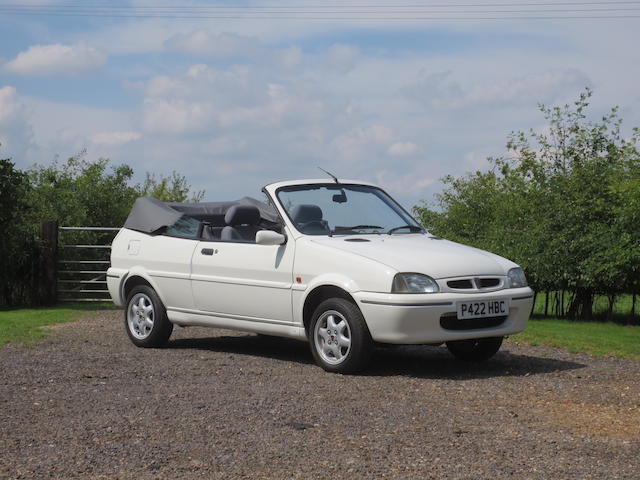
[123,196,279,234]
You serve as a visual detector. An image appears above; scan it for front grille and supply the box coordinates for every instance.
[446,277,501,290]
[447,279,473,289]
[440,314,507,331]
[478,278,500,288]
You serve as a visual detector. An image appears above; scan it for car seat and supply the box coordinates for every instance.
[290,204,330,234]
[221,205,262,242]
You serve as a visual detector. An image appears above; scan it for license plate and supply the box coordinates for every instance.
[456,299,509,319]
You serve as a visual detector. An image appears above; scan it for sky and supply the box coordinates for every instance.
[0,1,639,208]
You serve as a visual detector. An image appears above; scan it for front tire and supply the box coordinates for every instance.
[446,336,503,362]
[309,298,373,374]
[125,285,173,348]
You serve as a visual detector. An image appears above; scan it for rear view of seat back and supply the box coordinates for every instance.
[201,225,223,240]
[221,205,261,242]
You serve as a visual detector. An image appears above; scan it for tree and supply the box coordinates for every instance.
[1,148,207,306]
[27,152,206,228]
[27,151,139,228]
[138,171,204,203]
[414,89,640,321]
[0,154,37,305]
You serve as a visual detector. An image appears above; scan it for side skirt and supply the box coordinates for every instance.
[166,307,306,340]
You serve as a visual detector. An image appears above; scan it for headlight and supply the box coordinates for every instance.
[392,273,439,294]
[507,267,528,288]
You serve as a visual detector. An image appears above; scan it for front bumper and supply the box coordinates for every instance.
[354,287,533,344]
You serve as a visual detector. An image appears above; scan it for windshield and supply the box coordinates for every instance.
[276,184,422,235]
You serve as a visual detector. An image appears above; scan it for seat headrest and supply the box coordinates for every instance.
[224,205,261,226]
[291,204,323,224]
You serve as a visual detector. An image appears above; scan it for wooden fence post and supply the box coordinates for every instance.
[40,220,58,305]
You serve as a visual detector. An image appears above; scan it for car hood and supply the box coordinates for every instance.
[308,234,516,278]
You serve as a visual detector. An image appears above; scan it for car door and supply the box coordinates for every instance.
[190,229,295,324]
[136,234,199,310]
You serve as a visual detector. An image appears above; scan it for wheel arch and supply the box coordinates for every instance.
[302,284,359,338]
[121,270,164,305]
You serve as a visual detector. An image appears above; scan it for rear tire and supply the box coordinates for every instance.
[446,336,503,362]
[124,285,173,348]
[309,298,373,374]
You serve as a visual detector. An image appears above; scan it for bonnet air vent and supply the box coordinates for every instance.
[344,238,371,242]
[447,279,474,289]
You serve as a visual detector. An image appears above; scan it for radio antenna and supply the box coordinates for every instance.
[317,166,339,184]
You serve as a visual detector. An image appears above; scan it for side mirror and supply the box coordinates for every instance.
[256,230,286,246]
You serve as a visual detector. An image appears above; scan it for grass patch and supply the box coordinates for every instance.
[512,317,640,360]
[0,303,115,347]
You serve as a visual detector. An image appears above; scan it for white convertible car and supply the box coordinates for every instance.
[107,179,533,373]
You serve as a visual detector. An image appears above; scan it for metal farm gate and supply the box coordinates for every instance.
[57,226,119,302]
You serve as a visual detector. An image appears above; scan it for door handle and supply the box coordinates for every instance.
[201,248,214,256]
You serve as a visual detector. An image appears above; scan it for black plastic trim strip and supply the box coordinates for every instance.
[360,300,453,307]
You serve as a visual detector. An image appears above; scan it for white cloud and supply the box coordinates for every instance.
[141,64,269,135]
[141,63,337,137]
[143,98,213,135]
[404,69,590,110]
[7,94,137,172]
[79,16,358,56]
[165,31,261,59]
[275,46,303,70]
[326,43,360,72]
[330,125,394,163]
[144,64,264,105]
[374,170,435,197]
[5,14,640,207]
[463,150,493,170]
[388,141,419,157]
[91,131,142,146]
[102,43,628,204]
[5,43,106,76]
[0,86,35,161]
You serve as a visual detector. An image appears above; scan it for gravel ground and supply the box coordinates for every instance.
[1,310,639,480]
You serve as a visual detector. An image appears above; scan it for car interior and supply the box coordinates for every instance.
[167,203,334,242]
[290,204,330,234]
[169,204,281,243]
[159,199,336,242]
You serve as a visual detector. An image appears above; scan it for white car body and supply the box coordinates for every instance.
[108,179,533,351]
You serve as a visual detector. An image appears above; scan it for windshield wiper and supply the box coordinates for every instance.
[332,224,383,234]
[387,225,424,235]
